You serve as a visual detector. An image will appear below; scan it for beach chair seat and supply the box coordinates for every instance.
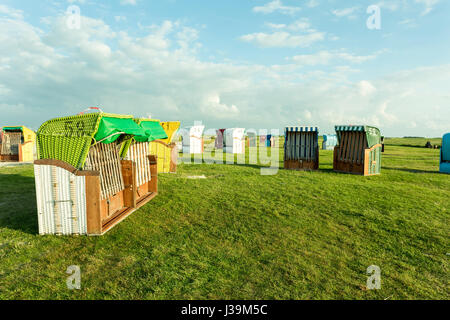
[333,125,382,176]
[284,126,319,170]
[34,112,161,235]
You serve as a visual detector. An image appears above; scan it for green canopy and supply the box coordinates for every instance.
[3,127,23,132]
[134,120,168,142]
[37,112,156,169]
[335,125,381,148]
[120,119,168,158]
[95,117,148,144]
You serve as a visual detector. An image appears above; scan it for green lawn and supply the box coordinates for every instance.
[0,138,448,299]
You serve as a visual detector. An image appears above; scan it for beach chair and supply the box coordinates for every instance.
[284,126,319,170]
[333,125,382,176]
[322,134,337,150]
[0,126,35,162]
[223,128,245,154]
[181,125,205,154]
[215,129,226,149]
[139,120,180,173]
[34,111,160,235]
[440,133,450,174]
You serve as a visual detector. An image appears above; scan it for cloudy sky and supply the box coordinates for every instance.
[0,0,449,136]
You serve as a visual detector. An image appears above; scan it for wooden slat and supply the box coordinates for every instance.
[340,132,347,161]
[347,132,353,163]
[121,160,136,208]
[306,132,310,159]
[116,143,125,194]
[339,132,344,161]
[349,132,355,163]
[99,144,109,197]
[170,144,177,172]
[128,142,151,186]
[85,175,102,235]
[51,166,62,235]
[354,132,361,164]
[361,134,367,165]
[107,143,117,195]
[346,132,352,163]
[346,132,353,163]
[85,142,124,200]
[69,176,79,235]
[148,155,158,193]
[356,132,362,163]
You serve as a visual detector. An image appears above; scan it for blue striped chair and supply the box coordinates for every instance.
[284,126,319,170]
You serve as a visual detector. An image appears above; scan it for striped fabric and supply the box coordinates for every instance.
[84,142,125,200]
[127,142,151,187]
[285,126,319,134]
[284,126,319,161]
[334,125,365,132]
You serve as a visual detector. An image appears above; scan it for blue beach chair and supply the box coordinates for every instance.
[440,133,450,174]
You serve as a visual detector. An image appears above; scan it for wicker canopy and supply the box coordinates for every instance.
[36,113,150,169]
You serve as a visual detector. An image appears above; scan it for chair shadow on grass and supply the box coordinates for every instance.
[180,156,338,173]
[205,161,337,174]
[0,173,39,235]
[383,167,439,174]
[386,144,425,149]
[225,162,272,171]
[386,144,441,149]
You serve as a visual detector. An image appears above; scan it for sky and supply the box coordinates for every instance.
[0,0,449,137]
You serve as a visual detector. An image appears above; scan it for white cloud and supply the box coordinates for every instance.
[375,1,400,12]
[290,50,379,66]
[377,0,441,15]
[286,18,311,31]
[0,6,449,137]
[0,4,24,19]
[398,18,418,28]
[120,0,137,5]
[176,26,200,52]
[202,95,240,118]
[416,0,440,15]
[378,101,397,123]
[114,16,127,22]
[240,31,325,48]
[399,18,414,24]
[242,18,324,48]
[253,0,301,15]
[306,0,319,8]
[329,35,340,41]
[177,26,199,43]
[290,51,334,65]
[265,22,287,29]
[332,7,359,19]
[303,110,312,120]
[357,80,377,96]
[265,18,312,31]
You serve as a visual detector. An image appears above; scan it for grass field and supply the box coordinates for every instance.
[0,137,448,299]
